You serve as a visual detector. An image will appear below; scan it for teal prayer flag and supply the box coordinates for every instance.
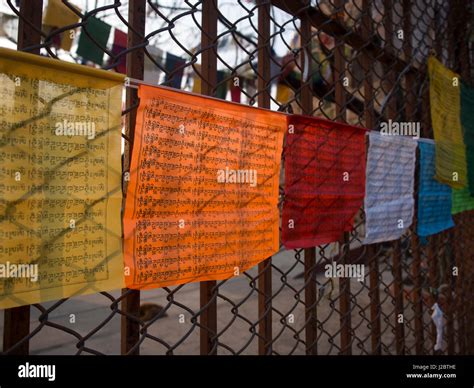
[77,16,111,65]
[461,81,474,195]
[417,140,454,236]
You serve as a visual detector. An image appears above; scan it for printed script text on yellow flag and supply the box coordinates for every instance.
[124,85,286,289]
[0,48,124,308]
[428,56,467,188]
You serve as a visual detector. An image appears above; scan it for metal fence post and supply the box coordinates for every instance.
[333,0,352,356]
[200,0,219,355]
[3,0,43,356]
[362,0,382,355]
[401,0,425,355]
[121,0,146,356]
[382,0,406,356]
[299,3,318,356]
[256,0,273,355]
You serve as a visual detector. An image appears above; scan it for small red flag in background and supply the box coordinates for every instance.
[282,115,367,249]
[110,29,127,74]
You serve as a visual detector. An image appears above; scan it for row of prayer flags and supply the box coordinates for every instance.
[2,45,474,306]
[282,125,474,248]
[41,0,299,103]
[41,0,186,87]
[41,0,315,105]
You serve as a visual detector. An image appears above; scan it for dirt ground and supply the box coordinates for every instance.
[0,249,437,355]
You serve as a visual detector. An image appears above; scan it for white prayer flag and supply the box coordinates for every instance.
[363,132,417,244]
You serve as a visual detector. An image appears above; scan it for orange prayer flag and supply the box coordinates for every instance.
[123,85,286,289]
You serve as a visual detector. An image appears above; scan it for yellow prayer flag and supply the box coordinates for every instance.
[192,64,201,93]
[0,48,125,308]
[43,0,80,27]
[276,83,293,104]
[428,56,467,188]
[43,0,81,51]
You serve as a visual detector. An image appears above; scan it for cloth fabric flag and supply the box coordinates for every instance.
[428,56,467,188]
[417,140,454,237]
[43,25,63,48]
[244,77,257,102]
[452,187,474,214]
[216,70,229,100]
[76,16,111,65]
[282,116,367,248]
[192,67,230,100]
[164,52,185,89]
[363,132,417,244]
[124,85,286,289]
[0,47,124,308]
[276,83,292,104]
[143,45,163,84]
[192,64,202,93]
[110,29,127,74]
[230,78,241,103]
[431,303,445,352]
[461,81,474,195]
[43,0,81,51]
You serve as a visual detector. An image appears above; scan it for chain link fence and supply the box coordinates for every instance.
[0,0,473,355]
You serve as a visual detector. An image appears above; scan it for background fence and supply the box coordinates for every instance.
[1,0,473,355]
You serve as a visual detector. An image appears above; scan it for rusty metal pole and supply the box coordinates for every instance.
[383,0,405,356]
[3,0,43,355]
[402,0,424,355]
[121,0,146,355]
[256,0,273,355]
[454,0,474,354]
[333,0,352,356]
[444,0,458,355]
[426,2,444,354]
[299,2,317,355]
[200,0,219,355]
[443,231,455,355]
[362,0,381,355]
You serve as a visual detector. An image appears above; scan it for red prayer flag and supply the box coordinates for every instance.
[231,82,241,103]
[111,29,127,74]
[282,115,367,249]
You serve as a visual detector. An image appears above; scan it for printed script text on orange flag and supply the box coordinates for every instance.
[124,85,286,289]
